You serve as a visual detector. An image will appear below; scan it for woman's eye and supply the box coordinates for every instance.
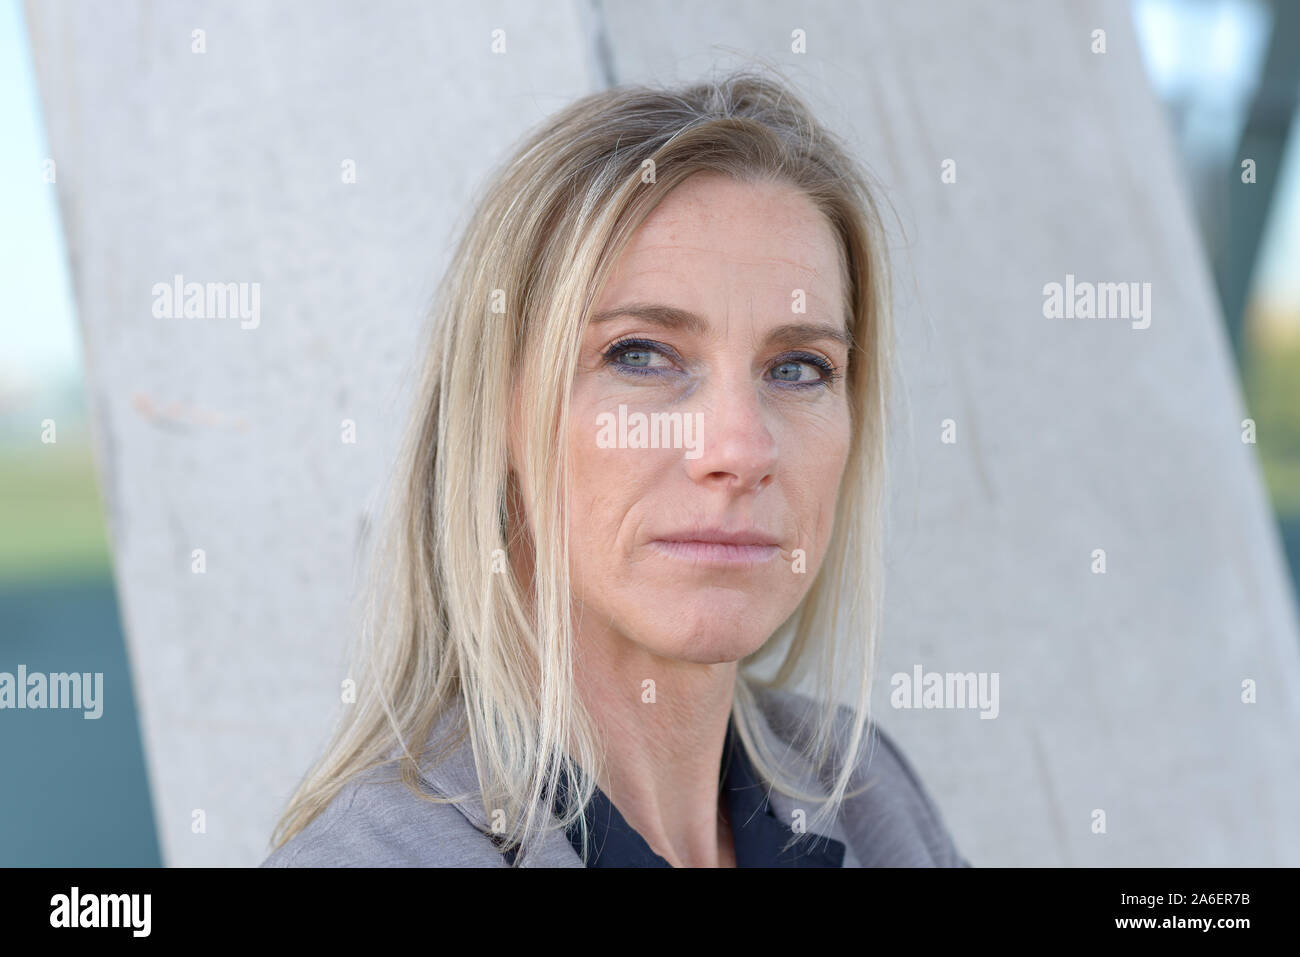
[770,355,836,385]
[771,359,813,381]
[603,339,678,374]
[616,347,658,368]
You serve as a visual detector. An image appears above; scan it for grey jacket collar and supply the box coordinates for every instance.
[408,692,860,867]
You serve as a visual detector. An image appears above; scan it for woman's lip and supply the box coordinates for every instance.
[649,540,780,565]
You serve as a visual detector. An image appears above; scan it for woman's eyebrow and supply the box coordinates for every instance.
[588,302,709,336]
[765,322,852,351]
[589,303,851,349]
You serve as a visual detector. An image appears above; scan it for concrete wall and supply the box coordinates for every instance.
[25,0,1300,866]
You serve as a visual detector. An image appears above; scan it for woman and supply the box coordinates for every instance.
[264,68,970,868]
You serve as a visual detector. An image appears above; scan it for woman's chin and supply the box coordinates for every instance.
[626,597,783,664]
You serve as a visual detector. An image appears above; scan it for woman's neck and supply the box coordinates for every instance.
[572,618,739,867]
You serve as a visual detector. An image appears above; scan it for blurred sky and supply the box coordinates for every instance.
[1,0,1298,414]
[0,0,80,413]
[1134,0,1300,315]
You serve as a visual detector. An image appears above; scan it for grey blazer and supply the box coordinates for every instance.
[262,685,971,867]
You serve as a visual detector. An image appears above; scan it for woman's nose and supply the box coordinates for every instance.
[683,382,778,494]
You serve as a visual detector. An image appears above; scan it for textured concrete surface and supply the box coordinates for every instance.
[25,0,1300,865]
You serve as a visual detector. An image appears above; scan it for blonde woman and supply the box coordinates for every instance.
[264,68,970,868]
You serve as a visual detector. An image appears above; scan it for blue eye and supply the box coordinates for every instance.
[771,360,810,381]
[618,348,653,367]
[769,353,838,388]
[602,338,679,376]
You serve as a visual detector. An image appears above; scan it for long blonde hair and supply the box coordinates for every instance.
[270,66,896,864]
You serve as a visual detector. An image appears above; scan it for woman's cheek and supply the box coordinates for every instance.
[783,410,849,555]
[568,417,629,558]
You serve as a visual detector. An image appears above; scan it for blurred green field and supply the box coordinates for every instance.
[1246,337,1300,518]
[0,440,112,580]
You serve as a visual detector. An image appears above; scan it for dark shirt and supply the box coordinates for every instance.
[546,718,846,867]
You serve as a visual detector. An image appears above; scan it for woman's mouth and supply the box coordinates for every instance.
[648,528,780,566]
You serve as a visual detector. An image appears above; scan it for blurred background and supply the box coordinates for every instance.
[1,0,160,864]
[1,0,1297,865]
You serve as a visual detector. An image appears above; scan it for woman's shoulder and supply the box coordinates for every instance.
[752,685,972,867]
[260,761,506,868]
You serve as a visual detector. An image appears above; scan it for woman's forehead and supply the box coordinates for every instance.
[596,177,846,322]
[629,174,837,258]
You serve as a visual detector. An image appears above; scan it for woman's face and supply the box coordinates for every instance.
[562,172,854,665]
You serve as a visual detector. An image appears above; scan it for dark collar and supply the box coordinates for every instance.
[551,718,846,867]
